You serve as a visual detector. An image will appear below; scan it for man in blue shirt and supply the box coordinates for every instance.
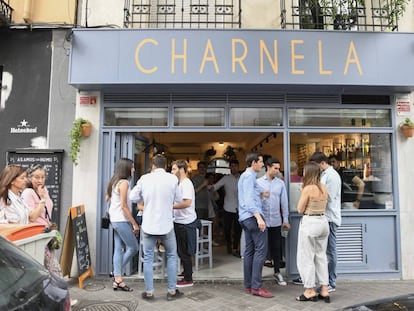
[238,152,273,298]
[257,157,290,287]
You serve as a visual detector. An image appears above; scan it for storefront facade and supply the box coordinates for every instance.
[68,28,414,279]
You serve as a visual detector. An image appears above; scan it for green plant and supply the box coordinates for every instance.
[69,118,90,166]
[401,117,414,127]
[305,0,408,30]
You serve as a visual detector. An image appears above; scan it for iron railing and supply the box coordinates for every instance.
[123,0,241,28]
[0,0,13,26]
[281,0,401,31]
[124,0,400,31]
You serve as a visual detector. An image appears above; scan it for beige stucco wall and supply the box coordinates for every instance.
[241,0,280,28]
[395,93,414,280]
[77,0,124,28]
[9,0,76,24]
[398,0,414,31]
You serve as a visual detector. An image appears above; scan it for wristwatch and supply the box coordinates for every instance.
[39,199,46,204]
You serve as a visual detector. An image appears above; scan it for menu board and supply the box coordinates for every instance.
[7,149,64,227]
[60,205,93,288]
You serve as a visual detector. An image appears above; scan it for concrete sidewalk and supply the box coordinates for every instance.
[69,276,414,311]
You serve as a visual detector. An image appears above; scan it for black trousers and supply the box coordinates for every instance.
[174,222,193,281]
[223,211,242,251]
[267,226,282,273]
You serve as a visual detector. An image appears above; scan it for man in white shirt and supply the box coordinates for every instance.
[171,160,198,288]
[129,154,183,301]
[309,152,342,293]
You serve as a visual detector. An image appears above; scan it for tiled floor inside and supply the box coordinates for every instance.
[131,239,281,281]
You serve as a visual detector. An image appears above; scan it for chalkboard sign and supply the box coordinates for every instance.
[60,205,93,288]
[6,149,63,227]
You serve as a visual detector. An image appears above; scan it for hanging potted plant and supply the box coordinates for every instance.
[69,118,92,165]
[400,117,414,138]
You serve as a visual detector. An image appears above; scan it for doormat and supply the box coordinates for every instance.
[72,300,138,311]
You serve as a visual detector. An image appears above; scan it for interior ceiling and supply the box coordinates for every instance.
[139,132,270,153]
[136,132,339,161]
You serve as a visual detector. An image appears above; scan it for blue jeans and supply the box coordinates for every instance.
[327,222,338,288]
[111,221,139,276]
[142,229,177,293]
[240,216,267,290]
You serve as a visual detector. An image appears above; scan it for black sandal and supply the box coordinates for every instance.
[296,294,318,302]
[113,281,133,292]
[318,294,331,303]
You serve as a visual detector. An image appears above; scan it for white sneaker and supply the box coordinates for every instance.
[328,285,336,292]
[274,273,287,286]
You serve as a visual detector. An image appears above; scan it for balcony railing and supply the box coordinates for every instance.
[123,0,401,31]
[281,0,401,31]
[0,0,13,26]
[123,0,241,28]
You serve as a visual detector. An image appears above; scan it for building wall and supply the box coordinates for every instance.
[9,0,77,24]
[395,93,414,280]
[241,0,280,29]
[398,0,414,31]
[71,91,101,274]
[0,30,52,166]
[59,0,414,281]
[76,0,414,30]
[48,30,77,238]
[77,0,124,28]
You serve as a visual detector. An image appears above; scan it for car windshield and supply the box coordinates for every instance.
[0,236,49,307]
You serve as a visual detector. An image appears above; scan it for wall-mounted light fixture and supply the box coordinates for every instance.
[218,141,224,146]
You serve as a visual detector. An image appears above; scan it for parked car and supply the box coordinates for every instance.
[0,235,71,310]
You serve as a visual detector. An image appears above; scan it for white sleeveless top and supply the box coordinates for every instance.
[108,179,131,223]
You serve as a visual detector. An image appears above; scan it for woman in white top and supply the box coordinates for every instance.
[0,165,29,224]
[106,158,139,292]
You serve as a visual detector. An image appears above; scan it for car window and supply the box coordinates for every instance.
[0,236,49,307]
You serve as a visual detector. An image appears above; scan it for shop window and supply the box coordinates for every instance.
[289,108,391,127]
[174,107,225,127]
[104,107,168,127]
[289,132,393,211]
[230,108,283,127]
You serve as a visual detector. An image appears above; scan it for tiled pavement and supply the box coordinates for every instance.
[69,276,414,311]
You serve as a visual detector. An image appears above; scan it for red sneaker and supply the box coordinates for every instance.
[245,288,252,294]
[251,287,274,298]
[176,280,194,288]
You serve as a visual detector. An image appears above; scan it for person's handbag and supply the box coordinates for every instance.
[101,204,110,229]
